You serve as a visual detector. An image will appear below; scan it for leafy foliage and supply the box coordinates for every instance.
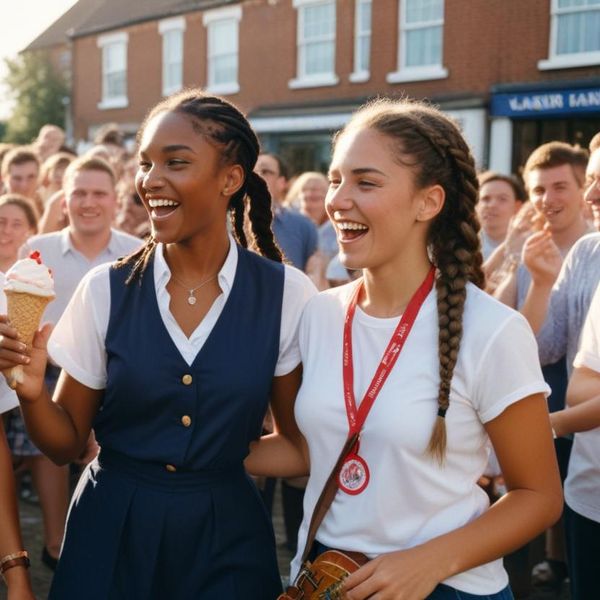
[2,51,68,144]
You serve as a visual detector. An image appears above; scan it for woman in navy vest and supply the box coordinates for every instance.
[0,90,316,599]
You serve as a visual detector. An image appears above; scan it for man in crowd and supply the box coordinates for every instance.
[1,147,42,214]
[255,153,317,271]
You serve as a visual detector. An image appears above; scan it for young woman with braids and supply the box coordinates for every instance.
[246,99,562,599]
[0,89,316,599]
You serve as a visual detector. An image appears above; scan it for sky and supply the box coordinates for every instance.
[0,0,78,119]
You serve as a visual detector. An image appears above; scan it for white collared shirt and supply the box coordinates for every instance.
[22,228,143,325]
[48,236,317,389]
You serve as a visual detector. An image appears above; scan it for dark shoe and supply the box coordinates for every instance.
[41,546,58,571]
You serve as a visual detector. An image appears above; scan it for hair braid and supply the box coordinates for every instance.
[228,187,249,249]
[246,172,283,263]
[343,98,485,463]
[414,117,484,463]
[115,237,157,284]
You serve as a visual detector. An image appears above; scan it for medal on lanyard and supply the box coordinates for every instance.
[338,265,436,495]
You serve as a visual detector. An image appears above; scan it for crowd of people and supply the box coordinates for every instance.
[0,89,596,600]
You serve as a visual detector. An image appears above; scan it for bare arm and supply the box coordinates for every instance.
[344,394,562,600]
[551,394,600,437]
[566,365,600,407]
[492,261,519,308]
[0,419,34,599]
[0,319,101,465]
[245,364,308,478]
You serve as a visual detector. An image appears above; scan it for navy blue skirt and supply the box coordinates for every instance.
[50,449,282,599]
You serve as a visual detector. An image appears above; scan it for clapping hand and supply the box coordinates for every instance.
[522,230,562,287]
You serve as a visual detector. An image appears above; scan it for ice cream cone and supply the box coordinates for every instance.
[3,290,54,388]
[2,252,55,389]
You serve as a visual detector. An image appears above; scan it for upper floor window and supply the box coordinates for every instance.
[350,0,372,82]
[539,0,600,70]
[97,32,128,109]
[289,0,339,89]
[203,5,242,95]
[387,0,448,83]
[159,17,185,96]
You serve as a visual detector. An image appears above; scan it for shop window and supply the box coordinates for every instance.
[539,0,600,70]
[350,0,372,83]
[159,17,185,96]
[387,0,448,83]
[289,0,339,89]
[203,5,242,95]
[97,32,128,110]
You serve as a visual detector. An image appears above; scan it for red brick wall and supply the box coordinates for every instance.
[71,0,600,140]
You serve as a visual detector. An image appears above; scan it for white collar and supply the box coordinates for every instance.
[153,234,238,295]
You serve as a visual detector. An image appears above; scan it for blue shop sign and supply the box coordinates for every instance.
[491,87,600,118]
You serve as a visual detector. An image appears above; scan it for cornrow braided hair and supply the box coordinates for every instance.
[341,98,485,463]
[117,88,282,282]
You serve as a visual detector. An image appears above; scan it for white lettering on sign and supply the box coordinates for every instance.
[508,94,564,112]
[569,91,600,108]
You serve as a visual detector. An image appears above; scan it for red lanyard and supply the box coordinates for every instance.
[342,266,436,442]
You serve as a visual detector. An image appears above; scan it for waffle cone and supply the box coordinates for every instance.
[5,290,53,347]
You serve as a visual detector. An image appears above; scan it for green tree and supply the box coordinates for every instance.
[2,51,68,144]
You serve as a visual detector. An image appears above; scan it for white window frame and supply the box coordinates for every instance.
[387,0,448,84]
[538,0,600,70]
[97,31,128,110]
[159,16,186,96]
[203,5,242,95]
[289,0,339,90]
[350,0,372,83]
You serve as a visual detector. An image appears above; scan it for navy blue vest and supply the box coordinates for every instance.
[95,247,284,470]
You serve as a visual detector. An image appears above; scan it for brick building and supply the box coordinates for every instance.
[27,0,600,174]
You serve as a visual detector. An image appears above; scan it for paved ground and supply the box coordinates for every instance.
[1,482,570,600]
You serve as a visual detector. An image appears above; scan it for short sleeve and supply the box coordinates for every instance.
[472,312,550,423]
[47,265,111,390]
[574,283,600,373]
[275,265,318,377]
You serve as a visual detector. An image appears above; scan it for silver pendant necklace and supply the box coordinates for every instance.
[170,272,217,306]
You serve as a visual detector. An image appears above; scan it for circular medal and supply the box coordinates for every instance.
[338,453,370,495]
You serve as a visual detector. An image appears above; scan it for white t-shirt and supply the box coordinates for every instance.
[48,238,317,389]
[293,281,549,595]
[565,283,600,524]
[0,272,18,414]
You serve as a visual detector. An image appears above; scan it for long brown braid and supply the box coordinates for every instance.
[118,89,282,283]
[339,98,485,463]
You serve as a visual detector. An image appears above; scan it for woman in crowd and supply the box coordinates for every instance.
[0,194,68,572]
[247,98,562,599]
[0,89,315,599]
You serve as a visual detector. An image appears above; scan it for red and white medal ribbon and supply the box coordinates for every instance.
[339,265,436,495]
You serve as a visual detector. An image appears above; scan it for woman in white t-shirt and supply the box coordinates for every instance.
[552,282,600,599]
[247,99,562,599]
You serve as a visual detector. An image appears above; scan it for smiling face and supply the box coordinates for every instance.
[135,110,239,245]
[64,169,118,237]
[477,179,521,241]
[584,149,600,231]
[299,177,328,225]
[527,164,585,235]
[0,203,34,264]
[7,161,39,199]
[326,127,437,273]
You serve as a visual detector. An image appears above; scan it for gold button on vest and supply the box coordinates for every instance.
[182,374,193,385]
[165,464,177,472]
[181,415,192,427]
